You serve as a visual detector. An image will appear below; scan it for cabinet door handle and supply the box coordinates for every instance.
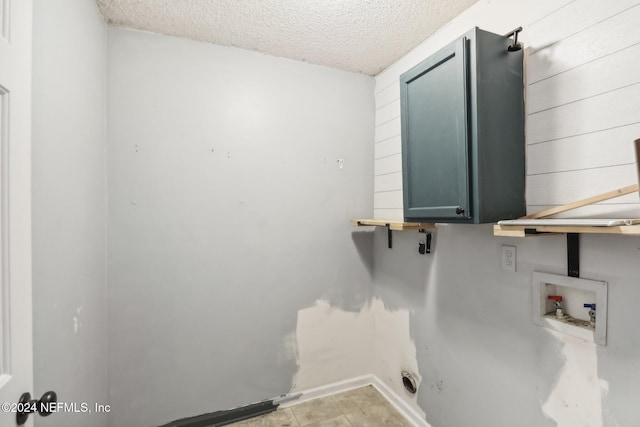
[455,207,465,215]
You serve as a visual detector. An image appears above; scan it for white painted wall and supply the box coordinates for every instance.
[31,0,109,426]
[371,1,640,426]
[107,28,375,427]
[373,0,640,220]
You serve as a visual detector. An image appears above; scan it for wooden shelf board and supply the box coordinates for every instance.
[494,223,640,237]
[350,219,435,231]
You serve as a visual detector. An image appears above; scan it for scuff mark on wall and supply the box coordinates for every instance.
[73,305,84,334]
[278,331,299,365]
[542,330,609,426]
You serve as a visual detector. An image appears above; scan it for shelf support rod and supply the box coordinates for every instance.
[567,233,580,278]
[386,224,393,249]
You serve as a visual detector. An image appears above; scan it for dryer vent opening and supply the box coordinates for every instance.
[401,371,417,394]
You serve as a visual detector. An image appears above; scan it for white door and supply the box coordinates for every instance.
[0,0,34,425]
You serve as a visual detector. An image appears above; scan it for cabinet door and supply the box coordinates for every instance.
[401,37,470,220]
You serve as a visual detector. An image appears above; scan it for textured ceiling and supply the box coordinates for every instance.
[96,0,478,75]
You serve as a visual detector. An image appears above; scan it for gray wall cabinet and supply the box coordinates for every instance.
[400,27,525,223]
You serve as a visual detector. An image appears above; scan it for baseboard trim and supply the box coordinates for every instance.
[282,375,430,427]
[370,376,430,427]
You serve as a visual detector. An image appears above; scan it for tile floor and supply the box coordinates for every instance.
[227,386,413,427]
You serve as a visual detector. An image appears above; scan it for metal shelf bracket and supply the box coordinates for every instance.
[567,233,580,278]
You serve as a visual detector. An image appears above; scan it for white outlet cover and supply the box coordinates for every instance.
[501,245,516,272]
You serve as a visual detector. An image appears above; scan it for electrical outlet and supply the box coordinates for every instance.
[501,245,516,272]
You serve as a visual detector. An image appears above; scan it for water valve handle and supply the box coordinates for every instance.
[548,295,565,318]
[584,303,597,325]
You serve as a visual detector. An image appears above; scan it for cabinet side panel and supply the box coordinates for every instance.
[475,30,525,222]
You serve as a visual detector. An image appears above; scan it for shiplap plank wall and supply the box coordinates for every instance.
[373,0,640,220]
